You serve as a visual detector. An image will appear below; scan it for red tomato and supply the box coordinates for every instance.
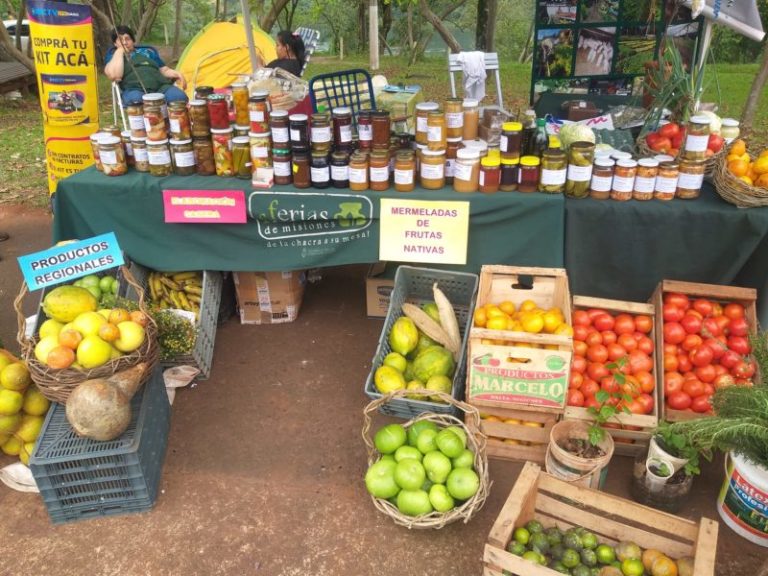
[626,400,646,415]
[573,310,591,327]
[664,372,684,395]
[663,353,678,372]
[713,364,728,378]
[689,345,714,367]
[636,336,654,355]
[691,395,713,413]
[727,335,751,355]
[646,132,662,147]
[572,355,587,374]
[614,314,636,335]
[607,343,627,361]
[691,298,713,317]
[732,360,756,380]
[701,317,722,338]
[663,322,686,344]
[714,373,736,389]
[573,324,590,342]
[581,378,600,399]
[649,135,672,153]
[658,122,680,139]
[728,316,749,337]
[585,330,603,347]
[586,344,608,364]
[703,383,715,396]
[567,388,585,407]
[584,396,601,410]
[723,303,745,320]
[735,378,754,387]
[634,315,653,334]
[682,371,699,381]
[569,371,584,389]
[694,364,716,384]
[586,308,607,321]
[720,349,742,369]
[600,375,620,393]
[628,350,653,374]
[587,362,610,382]
[682,379,705,398]
[636,393,655,414]
[621,375,641,397]
[703,337,726,359]
[677,353,693,373]
[663,304,684,323]
[665,293,691,310]
[708,134,724,153]
[663,343,678,356]
[714,314,731,333]
[618,333,638,352]
[667,391,692,410]
[573,340,588,357]
[635,370,655,394]
[681,314,703,334]
[593,314,615,332]
[601,331,618,346]
[681,333,703,352]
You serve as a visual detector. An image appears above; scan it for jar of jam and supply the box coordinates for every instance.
[479,156,501,193]
[98,135,128,177]
[683,115,711,161]
[444,98,464,139]
[349,152,369,191]
[311,112,332,150]
[676,159,705,199]
[142,92,167,123]
[311,150,330,189]
[289,113,310,151]
[143,95,168,142]
[147,138,172,177]
[126,104,146,138]
[720,118,740,144]
[500,158,519,191]
[500,122,523,162]
[269,109,290,151]
[170,138,196,176]
[420,149,445,190]
[589,158,615,200]
[518,156,540,193]
[394,151,415,192]
[248,90,271,133]
[462,139,488,159]
[427,111,446,152]
[358,111,373,149]
[453,148,480,193]
[539,147,567,194]
[192,137,215,176]
[292,151,311,188]
[462,99,480,140]
[372,110,391,150]
[445,137,462,185]
[189,100,211,137]
[207,94,230,130]
[415,102,439,145]
[330,151,349,188]
[369,150,390,191]
[611,159,637,201]
[131,136,149,172]
[273,149,292,185]
[121,130,134,166]
[231,82,250,126]
[249,131,272,170]
[194,86,214,100]
[633,158,659,201]
[332,107,353,149]
[168,101,191,140]
[654,161,679,201]
[211,127,234,177]
[565,141,595,198]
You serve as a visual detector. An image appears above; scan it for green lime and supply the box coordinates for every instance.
[525,519,544,534]
[581,532,598,550]
[513,526,530,545]
[596,544,616,565]
[561,548,580,569]
[620,558,644,576]
[506,541,526,556]
[522,550,541,564]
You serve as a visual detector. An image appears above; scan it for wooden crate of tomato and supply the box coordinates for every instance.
[564,296,658,456]
[652,280,758,423]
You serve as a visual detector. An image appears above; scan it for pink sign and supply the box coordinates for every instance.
[163,189,246,224]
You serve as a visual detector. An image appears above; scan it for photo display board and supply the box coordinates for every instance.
[531,0,701,103]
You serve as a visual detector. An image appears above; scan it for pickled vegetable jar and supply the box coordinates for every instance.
[676,159,705,199]
[249,131,272,170]
[231,82,250,127]
[211,127,234,177]
[98,135,128,177]
[232,136,252,179]
[207,94,230,130]
[131,136,150,172]
[720,118,740,144]
[168,101,191,140]
[248,90,271,133]
[147,139,172,177]
[683,115,711,161]
[539,147,567,194]
[633,158,658,201]
[143,96,168,142]
[589,158,614,200]
[170,138,196,176]
[192,137,215,176]
[611,159,637,201]
[189,99,211,137]
[126,104,146,138]
[654,161,679,201]
[565,141,595,198]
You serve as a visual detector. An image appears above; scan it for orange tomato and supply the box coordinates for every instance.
[47,345,75,369]
[634,315,653,333]
[730,139,747,157]
[635,370,655,394]
[728,158,750,177]
[58,328,83,350]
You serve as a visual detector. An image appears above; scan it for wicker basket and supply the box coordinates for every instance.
[713,153,768,208]
[635,134,724,175]
[362,388,491,529]
[14,265,159,404]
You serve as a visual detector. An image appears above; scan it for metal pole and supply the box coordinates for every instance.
[369,0,379,70]
[240,0,260,75]
[694,18,713,112]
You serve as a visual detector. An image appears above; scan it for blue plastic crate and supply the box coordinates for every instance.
[29,366,170,525]
[364,266,478,419]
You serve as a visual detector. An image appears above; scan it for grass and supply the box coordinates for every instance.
[1,53,766,207]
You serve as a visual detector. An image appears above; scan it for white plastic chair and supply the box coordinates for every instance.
[111,81,127,131]
[294,27,320,77]
[448,52,505,112]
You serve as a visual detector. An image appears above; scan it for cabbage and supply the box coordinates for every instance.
[558,123,596,150]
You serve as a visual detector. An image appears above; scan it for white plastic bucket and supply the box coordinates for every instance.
[717,451,768,547]
[648,435,689,475]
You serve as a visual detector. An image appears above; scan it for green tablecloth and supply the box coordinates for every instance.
[53,167,565,273]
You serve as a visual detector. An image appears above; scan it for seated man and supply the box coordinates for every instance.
[104,25,187,106]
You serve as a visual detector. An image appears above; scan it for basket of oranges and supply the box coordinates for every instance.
[714,139,768,208]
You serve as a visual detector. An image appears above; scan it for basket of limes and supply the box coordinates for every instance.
[362,388,490,529]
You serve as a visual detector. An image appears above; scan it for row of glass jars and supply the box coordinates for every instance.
[414,99,480,145]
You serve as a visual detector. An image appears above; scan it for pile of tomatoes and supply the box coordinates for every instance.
[661,292,755,415]
[644,121,724,157]
[567,308,656,415]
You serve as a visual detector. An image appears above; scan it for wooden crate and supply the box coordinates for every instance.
[466,404,557,464]
[564,296,659,457]
[651,280,758,423]
[484,462,719,576]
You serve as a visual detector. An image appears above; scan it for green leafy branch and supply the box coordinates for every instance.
[586,357,632,446]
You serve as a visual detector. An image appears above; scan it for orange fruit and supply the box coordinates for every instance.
[108,308,131,325]
[519,299,538,313]
[473,307,487,328]
[726,153,742,163]
[728,159,749,177]
[730,139,747,156]
[760,149,768,158]
[756,173,768,189]
[740,175,754,186]
[642,549,665,571]
[753,156,768,175]
[129,311,149,327]
[47,346,75,369]
[651,555,679,576]
[58,328,83,350]
[97,323,120,343]
[499,300,516,316]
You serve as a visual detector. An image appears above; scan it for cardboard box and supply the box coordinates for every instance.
[233,271,306,325]
[365,262,397,317]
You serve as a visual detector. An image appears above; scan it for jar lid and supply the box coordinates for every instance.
[721,118,739,127]
[520,156,540,166]
[210,127,233,134]
[130,136,147,143]
[659,161,679,170]
[99,135,121,146]
[638,158,659,168]
[421,149,446,157]
[231,82,247,88]
[594,157,615,168]
[273,148,291,156]
[415,102,439,111]
[289,113,308,122]
[250,90,270,99]
[142,92,165,102]
[594,148,613,157]
[481,156,500,167]
[270,109,289,118]
[121,130,132,138]
[190,99,206,106]
[447,137,463,143]
[89,132,109,142]
[456,148,480,160]
[462,98,479,108]
[234,124,250,130]
[617,159,638,168]
[148,138,169,145]
[207,93,227,101]
[248,131,272,138]
[689,115,711,125]
[169,138,192,145]
[654,154,675,162]
[463,139,488,151]
[548,136,562,149]
[332,106,351,115]
[611,151,633,161]
[232,136,250,145]
[500,157,520,165]
[372,110,390,117]
[502,122,523,131]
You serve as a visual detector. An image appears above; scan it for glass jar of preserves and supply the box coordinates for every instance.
[126,104,146,138]
[269,110,290,150]
[230,82,249,126]
[462,99,480,140]
[168,101,191,140]
[539,147,567,194]
[142,92,167,119]
[589,157,614,200]
[121,130,134,166]
[500,122,523,163]
[89,132,107,171]
[310,150,330,189]
[420,149,445,190]
[427,111,446,152]
[394,151,415,192]
[453,148,480,193]
[500,158,519,191]
[683,115,711,161]
[273,149,292,185]
[654,161,679,201]
[292,151,311,188]
[479,156,501,193]
[349,152,369,191]
[147,138,172,177]
[518,156,540,193]
[444,98,464,139]
[206,94,230,130]
[676,159,706,199]
[98,135,128,177]
[192,137,215,176]
[358,111,373,149]
[565,141,595,198]
[462,139,488,159]
[131,136,150,172]
[369,150,390,191]
[289,113,310,151]
[720,118,740,144]
[189,100,210,137]
[233,125,250,138]
[194,86,214,100]
[611,159,637,201]
[633,158,659,201]
[332,107,353,150]
[415,102,438,145]
[211,127,234,177]
[249,131,272,171]
[329,151,349,188]
[143,97,168,142]
[248,90,271,133]
[231,136,252,180]
[310,112,332,151]
[372,110,391,150]
[610,150,633,163]
[445,137,462,184]
[653,154,675,164]
[170,138,196,176]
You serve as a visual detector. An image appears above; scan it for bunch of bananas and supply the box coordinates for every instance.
[147,271,203,316]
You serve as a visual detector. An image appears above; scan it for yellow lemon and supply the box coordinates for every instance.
[486,316,509,331]
[554,324,574,337]
[542,310,563,333]
[483,415,502,423]
[0,362,31,392]
[485,305,505,319]
[473,307,487,328]
[499,300,516,316]
[519,299,538,312]
[753,156,768,175]
[504,418,522,425]
[520,312,544,334]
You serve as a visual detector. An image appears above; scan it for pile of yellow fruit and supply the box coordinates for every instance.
[480,414,546,447]
[473,299,573,337]
[726,139,768,188]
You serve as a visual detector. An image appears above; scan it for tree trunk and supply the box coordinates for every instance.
[358,0,366,53]
[171,0,182,59]
[14,0,25,52]
[381,0,392,55]
[476,0,489,50]
[519,18,535,63]
[0,17,34,71]
[259,0,291,34]
[741,39,768,133]
[418,0,462,54]
[486,0,498,52]
[134,0,164,44]
[406,3,414,53]
[120,0,133,27]
[86,0,115,66]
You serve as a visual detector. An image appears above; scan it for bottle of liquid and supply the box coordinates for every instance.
[520,109,537,156]
[532,118,549,158]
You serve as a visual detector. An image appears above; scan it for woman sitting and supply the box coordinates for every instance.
[266,31,306,77]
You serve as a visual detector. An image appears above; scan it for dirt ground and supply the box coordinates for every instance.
[0,204,766,575]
